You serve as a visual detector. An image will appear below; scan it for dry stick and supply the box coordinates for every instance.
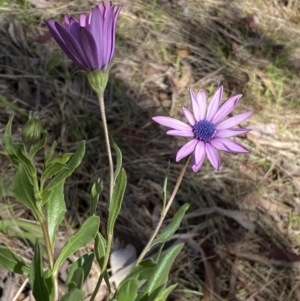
[135,156,190,266]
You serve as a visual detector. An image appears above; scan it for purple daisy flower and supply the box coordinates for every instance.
[45,1,122,70]
[152,86,253,172]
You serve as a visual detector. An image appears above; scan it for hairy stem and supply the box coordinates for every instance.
[135,156,190,266]
[97,93,114,200]
[40,218,54,269]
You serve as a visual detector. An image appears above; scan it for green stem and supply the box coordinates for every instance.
[135,156,190,266]
[90,234,112,301]
[97,92,114,200]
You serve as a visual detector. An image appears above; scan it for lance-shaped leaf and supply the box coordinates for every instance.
[90,178,103,216]
[95,232,110,288]
[115,277,139,301]
[151,203,189,247]
[61,289,84,301]
[107,168,127,236]
[154,284,177,301]
[42,141,85,200]
[29,241,50,301]
[0,246,30,275]
[53,216,100,275]
[140,244,183,301]
[66,252,94,290]
[10,164,42,219]
[45,180,67,248]
[112,141,122,182]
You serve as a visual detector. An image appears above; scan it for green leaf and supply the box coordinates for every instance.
[4,114,19,165]
[29,241,50,301]
[45,141,57,167]
[66,253,94,289]
[115,277,139,301]
[90,178,103,216]
[44,269,55,301]
[154,284,177,301]
[112,141,122,182]
[152,204,189,247]
[0,246,30,275]
[95,232,110,289]
[61,288,84,301]
[29,131,48,159]
[45,180,66,248]
[140,244,183,300]
[67,268,84,291]
[42,141,85,197]
[123,258,156,283]
[107,168,127,236]
[95,233,106,269]
[53,216,100,275]
[11,163,41,219]
[162,163,170,210]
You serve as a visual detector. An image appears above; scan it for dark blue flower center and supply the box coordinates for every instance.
[193,119,216,142]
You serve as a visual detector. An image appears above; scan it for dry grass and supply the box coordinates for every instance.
[1,0,300,300]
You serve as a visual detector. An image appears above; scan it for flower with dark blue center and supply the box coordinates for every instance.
[152,86,253,172]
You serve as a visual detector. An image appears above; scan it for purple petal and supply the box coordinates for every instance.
[192,154,205,173]
[63,15,71,30]
[55,23,91,69]
[176,139,198,162]
[216,111,253,130]
[206,143,221,171]
[212,94,242,124]
[79,13,88,26]
[110,5,122,61]
[89,6,103,68]
[217,138,250,153]
[194,141,205,165]
[215,128,251,138]
[101,5,115,65]
[182,106,195,126]
[45,20,85,69]
[189,88,201,121]
[166,130,194,137]
[78,27,99,69]
[152,116,192,131]
[209,138,231,152]
[196,90,207,120]
[206,86,223,121]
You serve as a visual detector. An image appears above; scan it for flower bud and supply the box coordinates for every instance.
[22,112,43,145]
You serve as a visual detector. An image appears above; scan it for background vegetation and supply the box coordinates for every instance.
[1,0,300,300]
